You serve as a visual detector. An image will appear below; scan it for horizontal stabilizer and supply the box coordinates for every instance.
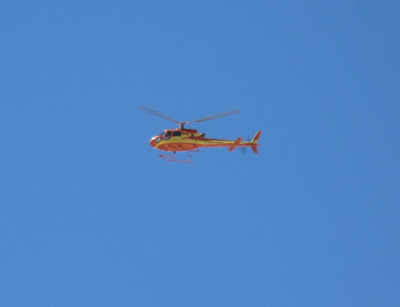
[228,137,243,152]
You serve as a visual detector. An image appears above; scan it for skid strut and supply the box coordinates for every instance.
[159,150,199,163]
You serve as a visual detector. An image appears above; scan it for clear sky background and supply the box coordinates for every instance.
[1,1,399,306]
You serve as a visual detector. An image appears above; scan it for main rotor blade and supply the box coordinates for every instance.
[184,109,240,125]
[138,106,179,124]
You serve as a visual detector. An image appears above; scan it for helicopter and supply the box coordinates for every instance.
[139,106,262,163]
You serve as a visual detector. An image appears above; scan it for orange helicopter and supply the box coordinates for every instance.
[139,106,262,163]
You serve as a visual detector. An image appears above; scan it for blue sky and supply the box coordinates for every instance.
[1,1,399,306]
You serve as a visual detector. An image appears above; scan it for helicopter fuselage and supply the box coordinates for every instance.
[149,128,261,153]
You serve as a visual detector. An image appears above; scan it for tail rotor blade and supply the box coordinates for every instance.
[239,147,248,154]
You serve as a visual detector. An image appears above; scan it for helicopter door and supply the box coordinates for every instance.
[165,131,172,140]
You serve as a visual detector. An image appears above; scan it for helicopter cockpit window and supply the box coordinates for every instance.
[165,131,172,137]
[173,131,181,136]
[158,131,165,137]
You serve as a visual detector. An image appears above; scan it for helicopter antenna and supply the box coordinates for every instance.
[138,106,240,129]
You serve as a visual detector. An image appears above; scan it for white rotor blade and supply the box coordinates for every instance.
[138,106,179,124]
[184,109,240,125]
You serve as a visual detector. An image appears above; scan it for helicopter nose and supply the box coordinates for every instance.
[149,137,158,148]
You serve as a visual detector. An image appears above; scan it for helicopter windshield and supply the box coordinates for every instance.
[158,131,165,137]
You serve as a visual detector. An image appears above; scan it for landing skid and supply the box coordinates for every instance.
[159,150,199,163]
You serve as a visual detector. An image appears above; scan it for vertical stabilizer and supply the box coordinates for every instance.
[251,131,262,154]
